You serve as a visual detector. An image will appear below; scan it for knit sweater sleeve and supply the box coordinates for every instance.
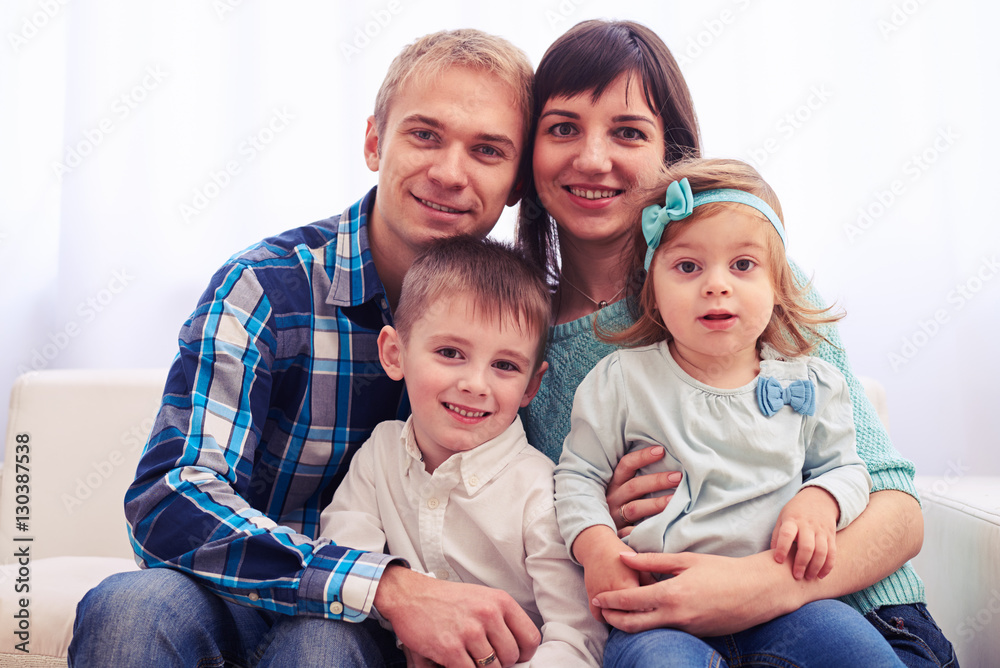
[790,262,918,501]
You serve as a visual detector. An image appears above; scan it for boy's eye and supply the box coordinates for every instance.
[437,348,460,359]
[732,259,756,272]
[493,360,520,373]
[677,261,699,274]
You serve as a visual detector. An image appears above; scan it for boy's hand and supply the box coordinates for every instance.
[572,525,641,622]
[770,486,840,580]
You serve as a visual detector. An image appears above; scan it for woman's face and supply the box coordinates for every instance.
[532,72,666,250]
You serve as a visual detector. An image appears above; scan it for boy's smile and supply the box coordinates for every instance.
[378,292,546,472]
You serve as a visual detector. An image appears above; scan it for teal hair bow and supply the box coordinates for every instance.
[756,377,816,417]
[642,177,694,271]
[640,178,787,272]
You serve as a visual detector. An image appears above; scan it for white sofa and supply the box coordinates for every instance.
[0,369,997,666]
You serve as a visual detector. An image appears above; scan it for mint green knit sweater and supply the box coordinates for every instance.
[522,271,926,615]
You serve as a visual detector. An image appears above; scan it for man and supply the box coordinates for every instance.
[69,29,537,668]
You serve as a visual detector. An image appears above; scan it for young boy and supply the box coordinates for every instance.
[320,236,606,667]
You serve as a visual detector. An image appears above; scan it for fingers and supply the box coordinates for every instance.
[771,522,797,565]
[609,446,665,489]
[617,550,692,575]
[501,599,541,664]
[792,531,818,580]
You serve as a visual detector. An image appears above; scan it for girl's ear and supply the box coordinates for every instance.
[377,325,405,381]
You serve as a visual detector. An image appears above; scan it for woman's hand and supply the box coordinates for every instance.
[592,490,923,636]
[605,445,681,537]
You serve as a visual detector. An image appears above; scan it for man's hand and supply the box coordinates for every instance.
[771,486,841,580]
[605,445,681,538]
[374,565,540,668]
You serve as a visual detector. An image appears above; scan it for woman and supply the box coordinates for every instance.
[518,19,956,667]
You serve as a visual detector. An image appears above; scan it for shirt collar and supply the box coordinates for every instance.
[399,415,530,496]
[327,187,386,308]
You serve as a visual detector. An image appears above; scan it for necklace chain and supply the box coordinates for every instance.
[559,274,626,310]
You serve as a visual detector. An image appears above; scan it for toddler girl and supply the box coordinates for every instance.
[555,158,904,667]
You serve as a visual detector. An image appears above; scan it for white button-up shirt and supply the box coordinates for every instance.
[320,416,605,667]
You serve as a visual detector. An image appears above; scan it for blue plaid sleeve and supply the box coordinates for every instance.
[125,210,405,619]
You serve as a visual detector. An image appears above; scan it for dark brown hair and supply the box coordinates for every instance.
[515,19,702,283]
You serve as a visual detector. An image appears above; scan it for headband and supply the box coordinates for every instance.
[641,178,786,271]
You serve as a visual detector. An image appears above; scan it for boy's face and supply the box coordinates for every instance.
[378,292,546,472]
[364,66,525,264]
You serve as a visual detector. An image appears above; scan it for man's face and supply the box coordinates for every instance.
[364,66,524,260]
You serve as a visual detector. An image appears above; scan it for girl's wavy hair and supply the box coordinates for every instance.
[600,158,843,358]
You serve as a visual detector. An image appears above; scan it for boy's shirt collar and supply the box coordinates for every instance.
[399,415,530,496]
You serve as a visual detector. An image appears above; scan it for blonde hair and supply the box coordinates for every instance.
[374,29,533,147]
[601,158,843,357]
[394,236,551,371]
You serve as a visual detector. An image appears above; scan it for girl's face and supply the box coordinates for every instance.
[652,207,776,377]
[532,72,666,251]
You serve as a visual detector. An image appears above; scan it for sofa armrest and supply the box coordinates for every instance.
[1,369,167,563]
[912,475,1000,667]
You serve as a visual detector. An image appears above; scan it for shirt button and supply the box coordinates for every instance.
[468,476,479,487]
[427,498,439,509]
[248,592,260,601]
[330,601,344,615]
[435,570,450,580]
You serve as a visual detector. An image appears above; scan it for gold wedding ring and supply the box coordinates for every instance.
[475,650,497,666]
[619,503,629,526]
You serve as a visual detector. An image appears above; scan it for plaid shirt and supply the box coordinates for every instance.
[126,188,408,621]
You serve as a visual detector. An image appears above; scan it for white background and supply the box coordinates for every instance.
[2,0,998,477]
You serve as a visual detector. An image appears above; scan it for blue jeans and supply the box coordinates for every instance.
[866,603,958,667]
[68,569,406,667]
[604,599,905,667]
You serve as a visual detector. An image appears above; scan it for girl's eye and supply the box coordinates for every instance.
[494,360,520,373]
[732,259,756,272]
[677,261,699,274]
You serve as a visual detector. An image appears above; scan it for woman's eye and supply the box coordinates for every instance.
[617,127,648,141]
[549,122,576,137]
[678,261,698,274]
[732,259,756,272]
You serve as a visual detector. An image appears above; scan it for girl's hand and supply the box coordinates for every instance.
[770,486,840,580]
[572,526,641,622]
[606,446,682,537]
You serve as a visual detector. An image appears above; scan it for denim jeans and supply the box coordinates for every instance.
[604,599,905,667]
[866,603,959,667]
[68,569,406,667]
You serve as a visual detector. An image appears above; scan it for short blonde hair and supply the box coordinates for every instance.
[602,158,843,358]
[374,29,533,147]
[394,236,551,371]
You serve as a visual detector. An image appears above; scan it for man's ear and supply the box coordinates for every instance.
[506,179,524,207]
[519,361,548,408]
[363,115,380,173]
[377,325,405,381]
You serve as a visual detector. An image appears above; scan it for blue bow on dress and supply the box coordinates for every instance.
[756,377,816,417]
